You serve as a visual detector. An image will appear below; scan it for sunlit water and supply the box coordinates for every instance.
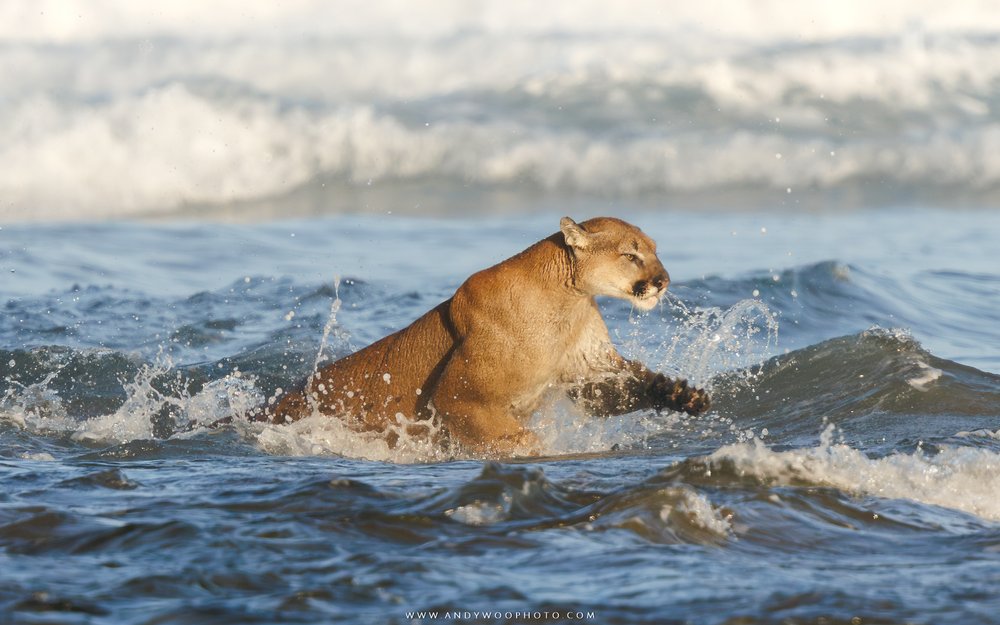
[1,209,999,624]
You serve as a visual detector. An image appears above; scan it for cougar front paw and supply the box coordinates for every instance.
[679,384,711,415]
[654,376,712,415]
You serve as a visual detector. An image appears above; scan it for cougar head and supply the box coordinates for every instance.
[560,216,670,311]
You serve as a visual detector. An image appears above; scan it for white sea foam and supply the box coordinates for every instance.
[907,361,943,391]
[251,411,455,463]
[708,426,1000,522]
[19,452,56,461]
[1,370,76,433]
[955,428,1000,442]
[4,1,1000,219]
[6,91,1000,220]
[446,500,510,527]
[659,488,733,536]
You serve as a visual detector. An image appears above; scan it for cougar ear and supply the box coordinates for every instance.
[560,216,590,249]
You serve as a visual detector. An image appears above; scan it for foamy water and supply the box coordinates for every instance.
[708,426,1000,522]
[5,1,1000,220]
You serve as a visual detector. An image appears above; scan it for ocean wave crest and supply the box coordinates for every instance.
[5,1,1000,218]
[700,427,1000,522]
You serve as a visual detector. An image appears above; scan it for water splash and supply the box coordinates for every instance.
[0,285,454,460]
[180,374,264,431]
[253,411,454,463]
[72,352,179,444]
[292,276,347,414]
[529,396,684,455]
[658,297,779,388]
[0,346,264,446]
[242,276,452,461]
[515,298,779,456]
[309,276,343,381]
[1,370,70,431]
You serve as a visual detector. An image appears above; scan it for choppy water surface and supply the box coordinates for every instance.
[1,209,999,624]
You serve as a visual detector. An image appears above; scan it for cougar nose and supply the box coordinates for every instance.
[652,271,670,291]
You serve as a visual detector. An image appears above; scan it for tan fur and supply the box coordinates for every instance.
[266,216,710,456]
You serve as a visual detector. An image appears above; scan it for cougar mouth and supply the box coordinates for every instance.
[630,280,663,310]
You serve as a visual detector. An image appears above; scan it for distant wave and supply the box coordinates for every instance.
[4,1,1000,219]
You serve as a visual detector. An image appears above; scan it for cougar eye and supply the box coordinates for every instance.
[622,253,640,264]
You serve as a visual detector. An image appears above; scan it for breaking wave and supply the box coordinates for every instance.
[5,1,1000,219]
